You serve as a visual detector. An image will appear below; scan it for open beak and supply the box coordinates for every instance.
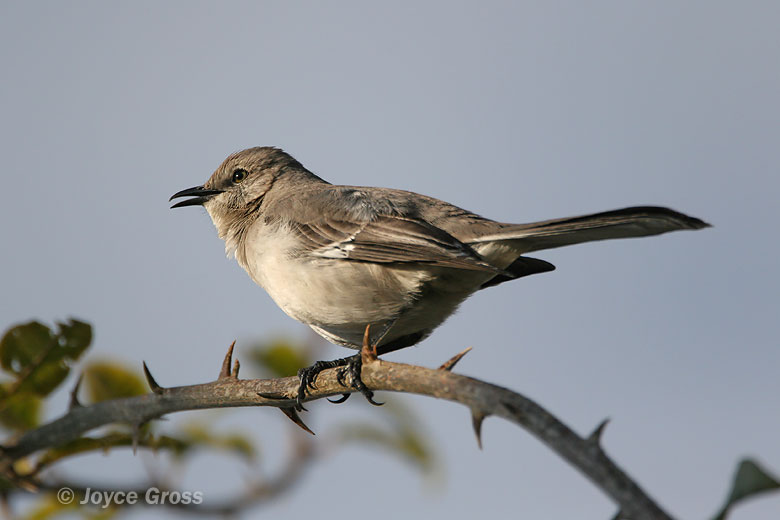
[169,186,224,208]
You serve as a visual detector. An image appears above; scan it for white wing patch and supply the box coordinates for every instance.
[311,231,360,259]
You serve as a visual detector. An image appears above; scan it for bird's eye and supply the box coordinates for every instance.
[232,168,248,184]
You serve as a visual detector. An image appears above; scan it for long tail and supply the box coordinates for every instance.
[469,206,710,254]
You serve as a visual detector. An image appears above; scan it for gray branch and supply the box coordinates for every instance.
[1,350,673,520]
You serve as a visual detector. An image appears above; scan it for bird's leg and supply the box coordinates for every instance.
[295,324,386,409]
[331,325,383,406]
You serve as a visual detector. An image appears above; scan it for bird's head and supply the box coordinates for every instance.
[170,146,306,252]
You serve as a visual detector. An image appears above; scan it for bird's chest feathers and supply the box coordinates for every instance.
[237,223,431,327]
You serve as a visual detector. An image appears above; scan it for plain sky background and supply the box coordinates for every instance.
[1,1,778,518]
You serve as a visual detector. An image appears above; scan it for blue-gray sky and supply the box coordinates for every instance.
[1,1,778,518]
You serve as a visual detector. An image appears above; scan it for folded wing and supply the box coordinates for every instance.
[292,215,502,272]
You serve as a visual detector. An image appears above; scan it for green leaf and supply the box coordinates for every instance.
[23,362,70,397]
[0,322,53,375]
[83,361,147,402]
[57,319,92,359]
[250,340,310,378]
[0,319,92,397]
[712,458,780,520]
[0,390,41,430]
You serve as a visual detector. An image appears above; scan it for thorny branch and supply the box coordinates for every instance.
[1,342,673,520]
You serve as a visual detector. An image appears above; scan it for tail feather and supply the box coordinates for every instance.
[469,206,710,254]
[480,256,556,289]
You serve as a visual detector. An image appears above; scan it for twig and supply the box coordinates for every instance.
[1,355,673,520]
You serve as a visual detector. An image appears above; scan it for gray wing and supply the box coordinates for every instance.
[289,215,500,272]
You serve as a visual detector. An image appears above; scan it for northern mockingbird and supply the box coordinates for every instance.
[171,146,709,406]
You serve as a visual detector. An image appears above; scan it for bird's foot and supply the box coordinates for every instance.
[334,353,383,406]
[296,357,351,410]
[295,325,383,409]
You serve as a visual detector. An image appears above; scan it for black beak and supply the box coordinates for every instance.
[169,186,224,208]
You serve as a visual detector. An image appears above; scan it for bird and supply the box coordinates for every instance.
[170,146,709,406]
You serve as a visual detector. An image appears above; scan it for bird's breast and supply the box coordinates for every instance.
[238,224,425,329]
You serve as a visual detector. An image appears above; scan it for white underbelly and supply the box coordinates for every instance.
[238,223,498,348]
[239,229,424,337]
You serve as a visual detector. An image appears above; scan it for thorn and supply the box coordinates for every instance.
[219,340,236,380]
[279,407,315,435]
[232,358,240,378]
[68,373,84,410]
[363,324,371,348]
[439,347,473,371]
[257,392,290,400]
[360,324,378,363]
[142,362,163,394]
[471,409,486,450]
[588,418,610,446]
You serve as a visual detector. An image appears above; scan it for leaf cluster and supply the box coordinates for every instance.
[0,320,437,519]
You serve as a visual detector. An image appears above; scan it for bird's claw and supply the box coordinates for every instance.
[327,393,351,404]
[337,354,383,406]
[296,357,350,410]
[295,352,382,409]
